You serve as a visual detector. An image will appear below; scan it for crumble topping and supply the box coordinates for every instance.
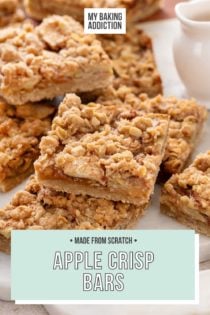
[0,99,55,189]
[0,0,25,27]
[98,27,162,97]
[0,176,145,238]
[97,86,207,174]
[0,15,113,105]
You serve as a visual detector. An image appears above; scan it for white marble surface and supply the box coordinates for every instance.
[0,18,209,314]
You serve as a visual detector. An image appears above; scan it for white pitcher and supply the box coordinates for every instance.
[173,0,210,108]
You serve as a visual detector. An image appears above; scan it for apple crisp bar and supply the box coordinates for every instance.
[97,86,207,175]
[161,151,210,237]
[35,93,169,205]
[0,0,25,27]
[24,0,162,23]
[0,15,113,105]
[0,176,147,253]
[0,99,56,192]
[98,27,162,97]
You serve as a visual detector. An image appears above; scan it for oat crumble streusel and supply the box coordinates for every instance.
[98,27,162,97]
[97,86,207,175]
[0,0,25,28]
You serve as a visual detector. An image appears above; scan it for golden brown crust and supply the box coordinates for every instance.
[98,27,162,97]
[24,0,162,23]
[0,175,147,254]
[0,98,56,192]
[160,151,210,236]
[0,0,25,28]
[97,86,207,175]
[35,93,169,205]
[0,15,113,105]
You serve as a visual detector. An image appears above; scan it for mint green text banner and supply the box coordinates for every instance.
[11,230,196,301]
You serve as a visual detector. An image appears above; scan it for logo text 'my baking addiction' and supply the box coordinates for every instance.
[52,236,155,292]
[84,8,126,34]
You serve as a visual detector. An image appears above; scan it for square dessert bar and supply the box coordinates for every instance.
[0,99,56,192]
[98,27,162,97]
[0,15,113,105]
[24,0,162,23]
[161,151,210,237]
[0,176,147,254]
[0,0,24,27]
[97,87,207,175]
[35,93,169,205]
